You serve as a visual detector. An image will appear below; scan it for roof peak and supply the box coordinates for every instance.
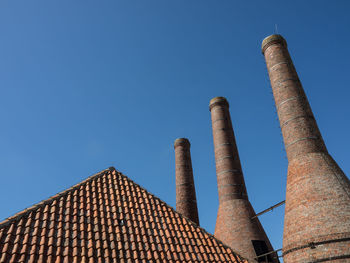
[0,166,247,263]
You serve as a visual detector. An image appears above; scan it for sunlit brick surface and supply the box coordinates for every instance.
[262,34,350,263]
[210,97,277,263]
[0,167,247,263]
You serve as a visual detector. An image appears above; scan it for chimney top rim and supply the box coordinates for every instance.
[209,97,229,111]
[174,138,191,148]
[261,34,287,54]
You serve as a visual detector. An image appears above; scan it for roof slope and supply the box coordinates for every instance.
[0,167,247,263]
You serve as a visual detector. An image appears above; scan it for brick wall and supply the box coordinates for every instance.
[262,34,350,263]
[210,97,278,263]
[174,138,200,225]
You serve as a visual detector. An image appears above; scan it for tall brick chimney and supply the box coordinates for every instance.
[174,138,200,225]
[262,34,350,263]
[210,97,277,263]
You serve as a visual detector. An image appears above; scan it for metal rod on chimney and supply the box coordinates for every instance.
[251,200,285,219]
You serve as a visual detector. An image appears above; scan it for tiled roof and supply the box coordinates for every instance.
[0,167,247,263]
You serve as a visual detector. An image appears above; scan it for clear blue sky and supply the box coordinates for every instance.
[1,1,349,258]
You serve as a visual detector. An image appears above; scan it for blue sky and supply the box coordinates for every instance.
[1,0,349,258]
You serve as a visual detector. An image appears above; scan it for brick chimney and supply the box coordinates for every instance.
[262,34,350,263]
[174,138,200,225]
[210,97,277,263]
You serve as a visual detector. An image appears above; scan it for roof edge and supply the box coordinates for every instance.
[0,167,116,228]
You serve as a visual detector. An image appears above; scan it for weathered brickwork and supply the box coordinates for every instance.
[174,138,200,225]
[262,34,350,263]
[210,97,278,263]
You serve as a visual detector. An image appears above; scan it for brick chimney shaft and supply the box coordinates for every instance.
[262,35,327,161]
[209,97,247,202]
[174,138,199,225]
[262,35,350,263]
[210,97,278,263]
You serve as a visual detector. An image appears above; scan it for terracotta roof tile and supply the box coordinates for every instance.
[0,167,247,263]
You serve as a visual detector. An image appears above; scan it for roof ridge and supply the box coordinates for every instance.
[0,167,114,228]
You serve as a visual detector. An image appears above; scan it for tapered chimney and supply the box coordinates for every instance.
[174,138,199,225]
[210,97,277,263]
[262,35,350,263]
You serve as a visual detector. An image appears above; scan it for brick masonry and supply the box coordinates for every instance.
[262,34,350,263]
[210,97,278,263]
[174,138,200,226]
